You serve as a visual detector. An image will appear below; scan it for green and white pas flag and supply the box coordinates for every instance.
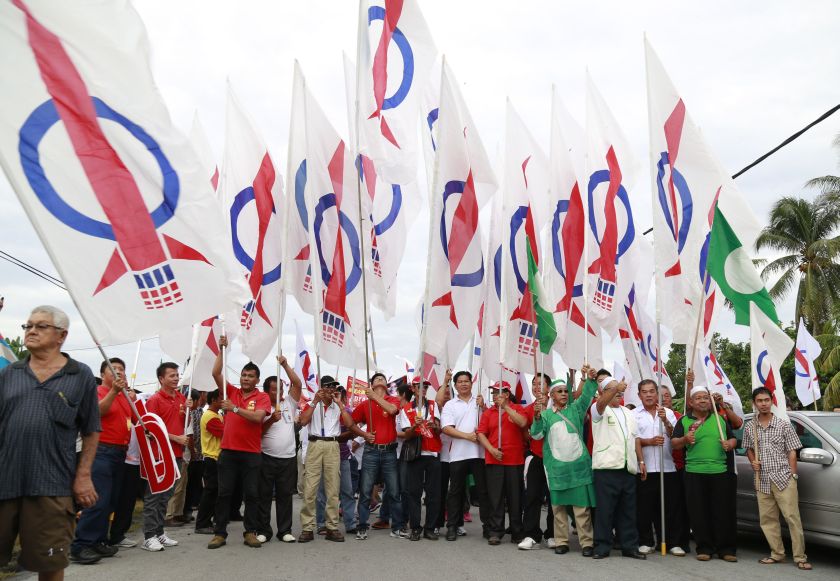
[527,238,558,354]
[707,205,778,325]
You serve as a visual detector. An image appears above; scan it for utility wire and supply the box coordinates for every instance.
[0,250,66,290]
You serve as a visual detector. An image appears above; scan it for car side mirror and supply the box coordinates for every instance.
[799,448,835,466]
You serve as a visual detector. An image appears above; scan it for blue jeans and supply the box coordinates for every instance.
[72,445,126,551]
[357,445,402,531]
[317,456,356,530]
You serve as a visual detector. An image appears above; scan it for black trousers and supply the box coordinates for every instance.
[214,450,261,537]
[435,461,450,528]
[485,464,524,538]
[183,459,205,515]
[406,455,441,531]
[195,457,218,529]
[257,454,297,538]
[673,469,690,550]
[636,471,680,547]
[684,471,737,557]
[107,463,141,544]
[593,469,638,555]
[446,458,489,530]
[522,456,553,541]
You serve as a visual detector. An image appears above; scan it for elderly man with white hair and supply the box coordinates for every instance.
[0,305,101,578]
[589,371,647,560]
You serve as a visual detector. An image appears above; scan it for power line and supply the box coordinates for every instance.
[0,250,66,290]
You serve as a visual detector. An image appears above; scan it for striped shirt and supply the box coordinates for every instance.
[0,355,100,499]
[742,414,801,494]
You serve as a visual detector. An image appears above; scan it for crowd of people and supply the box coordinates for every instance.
[0,305,815,581]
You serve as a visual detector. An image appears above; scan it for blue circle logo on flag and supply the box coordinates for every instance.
[367,5,415,110]
[229,187,282,284]
[439,179,484,288]
[313,194,362,293]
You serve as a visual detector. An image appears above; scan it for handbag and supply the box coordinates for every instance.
[400,433,422,463]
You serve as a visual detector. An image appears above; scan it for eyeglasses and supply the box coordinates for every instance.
[22,323,64,332]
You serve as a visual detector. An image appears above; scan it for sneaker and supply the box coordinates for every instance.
[113,538,137,548]
[141,537,164,552]
[638,545,654,555]
[243,532,262,548]
[194,527,215,535]
[157,534,178,547]
[356,528,368,540]
[280,533,296,543]
[545,538,556,549]
[256,534,268,544]
[390,528,410,539]
[207,535,226,549]
[457,526,467,537]
[670,546,686,557]
[409,529,422,541]
[69,547,102,564]
[432,527,440,535]
[518,537,539,550]
[91,542,118,557]
[463,511,472,523]
[369,502,381,514]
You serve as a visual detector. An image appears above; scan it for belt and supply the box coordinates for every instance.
[308,435,339,442]
[99,442,129,451]
[365,442,397,451]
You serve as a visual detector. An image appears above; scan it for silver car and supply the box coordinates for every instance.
[735,411,840,549]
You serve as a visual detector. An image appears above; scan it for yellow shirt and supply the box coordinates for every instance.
[200,409,223,460]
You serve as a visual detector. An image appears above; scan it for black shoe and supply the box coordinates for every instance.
[409,529,422,542]
[592,552,610,560]
[582,546,594,557]
[622,550,647,560]
[482,526,491,539]
[488,536,501,546]
[554,545,570,555]
[194,527,214,535]
[423,529,439,541]
[70,547,102,564]
[91,542,118,557]
[446,527,457,541]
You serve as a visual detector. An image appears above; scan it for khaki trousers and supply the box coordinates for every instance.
[553,504,594,548]
[300,440,340,531]
[165,461,189,519]
[757,480,807,563]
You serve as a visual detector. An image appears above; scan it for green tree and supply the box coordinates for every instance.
[7,336,27,360]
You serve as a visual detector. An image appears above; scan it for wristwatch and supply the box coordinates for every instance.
[232,406,239,415]
[792,473,799,480]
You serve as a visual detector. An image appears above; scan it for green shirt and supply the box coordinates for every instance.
[673,413,734,474]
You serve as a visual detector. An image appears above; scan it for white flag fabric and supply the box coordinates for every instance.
[618,286,675,395]
[220,84,285,363]
[294,319,318,399]
[478,193,504,382]
[794,318,822,407]
[0,0,248,343]
[694,346,744,419]
[189,112,219,190]
[547,92,602,369]
[284,62,316,315]
[421,61,497,367]
[500,101,552,373]
[159,310,240,390]
[584,75,641,336]
[356,0,436,184]
[750,302,794,419]
[303,74,368,368]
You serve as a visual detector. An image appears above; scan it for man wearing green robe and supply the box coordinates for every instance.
[530,366,597,556]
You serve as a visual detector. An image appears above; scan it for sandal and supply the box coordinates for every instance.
[759,557,784,564]
[797,562,812,571]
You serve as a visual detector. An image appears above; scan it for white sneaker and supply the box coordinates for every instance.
[638,545,654,555]
[141,537,164,552]
[281,533,296,543]
[114,538,137,548]
[457,526,467,537]
[157,534,178,547]
[670,546,686,557]
[256,534,268,544]
[518,537,539,550]
[545,538,556,549]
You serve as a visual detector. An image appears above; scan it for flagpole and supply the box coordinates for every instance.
[220,314,228,401]
[184,324,200,433]
[276,293,285,413]
[497,362,503,450]
[655,321,666,556]
[129,338,142,391]
[690,271,726,442]
[368,314,379,368]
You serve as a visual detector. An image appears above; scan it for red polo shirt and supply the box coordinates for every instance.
[523,403,543,458]
[221,383,272,453]
[146,388,187,458]
[97,385,133,446]
[477,405,526,466]
[351,395,400,444]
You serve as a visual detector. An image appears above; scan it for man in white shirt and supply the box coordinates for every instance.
[441,371,489,542]
[590,373,646,560]
[297,376,366,543]
[632,379,683,556]
[256,356,302,544]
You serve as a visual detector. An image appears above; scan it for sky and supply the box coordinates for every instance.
[1,0,839,389]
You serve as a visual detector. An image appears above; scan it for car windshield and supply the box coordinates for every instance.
[810,415,840,443]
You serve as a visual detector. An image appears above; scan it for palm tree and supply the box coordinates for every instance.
[754,192,840,332]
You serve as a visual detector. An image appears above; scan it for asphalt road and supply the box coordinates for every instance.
[18,498,838,581]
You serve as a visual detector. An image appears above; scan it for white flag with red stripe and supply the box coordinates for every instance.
[750,302,793,419]
[478,192,504,382]
[693,346,744,418]
[0,0,248,343]
[219,84,285,363]
[794,318,822,407]
[294,319,318,399]
[189,112,219,191]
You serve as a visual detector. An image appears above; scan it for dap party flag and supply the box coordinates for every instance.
[750,302,793,419]
[219,84,285,363]
[795,318,822,407]
[500,101,555,372]
[645,40,725,345]
[294,319,318,399]
[477,192,504,382]
[0,0,248,343]
[0,334,16,369]
[356,0,436,184]
[694,346,744,419]
[584,74,641,336]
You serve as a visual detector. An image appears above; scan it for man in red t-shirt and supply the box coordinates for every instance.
[142,362,188,552]
[71,357,132,562]
[520,373,554,549]
[207,335,271,550]
[476,381,528,545]
[350,372,401,539]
